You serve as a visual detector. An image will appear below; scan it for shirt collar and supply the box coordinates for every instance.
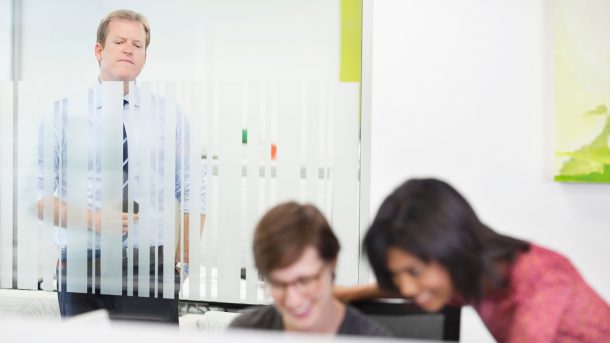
[94,78,141,110]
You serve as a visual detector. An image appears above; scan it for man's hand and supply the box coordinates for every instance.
[87,209,139,234]
[175,261,189,276]
[121,212,140,234]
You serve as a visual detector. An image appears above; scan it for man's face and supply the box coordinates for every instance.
[95,19,147,82]
[266,246,335,332]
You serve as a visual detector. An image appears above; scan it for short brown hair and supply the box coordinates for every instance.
[253,202,340,276]
[96,9,150,48]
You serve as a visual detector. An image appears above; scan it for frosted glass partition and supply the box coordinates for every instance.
[0,82,14,289]
[188,81,362,303]
[17,82,48,291]
[0,0,10,81]
[19,0,343,82]
[2,81,360,304]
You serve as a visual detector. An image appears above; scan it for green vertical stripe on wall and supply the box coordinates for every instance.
[340,0,362,82]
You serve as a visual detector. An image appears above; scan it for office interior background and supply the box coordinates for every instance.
[1,0,609,341]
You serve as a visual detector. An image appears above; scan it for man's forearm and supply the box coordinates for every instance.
[37,197,67,227]
[176,213,206,264]
[37,197,102,232]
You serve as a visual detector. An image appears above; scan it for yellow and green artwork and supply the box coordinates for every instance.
[554,0,610,183]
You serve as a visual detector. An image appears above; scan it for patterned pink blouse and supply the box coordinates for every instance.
[473,244,610,342]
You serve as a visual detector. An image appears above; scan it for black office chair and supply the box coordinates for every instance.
[350,299,461,341]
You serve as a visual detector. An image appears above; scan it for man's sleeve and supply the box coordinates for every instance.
[37,106,61,201]
[175,110,206,214]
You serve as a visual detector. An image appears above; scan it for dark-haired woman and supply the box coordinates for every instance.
[338,178,609,342]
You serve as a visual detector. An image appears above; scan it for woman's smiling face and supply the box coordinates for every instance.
[386,247,455,312]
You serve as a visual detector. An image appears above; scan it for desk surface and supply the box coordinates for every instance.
[2,315,441,343]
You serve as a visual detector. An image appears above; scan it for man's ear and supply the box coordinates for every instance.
[94,42,103,63]
[330,258,338,271]
[330,258,338,281]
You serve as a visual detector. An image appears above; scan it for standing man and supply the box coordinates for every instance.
[38,9,205,323]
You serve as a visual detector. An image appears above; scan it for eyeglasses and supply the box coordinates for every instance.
[266,264,327,298]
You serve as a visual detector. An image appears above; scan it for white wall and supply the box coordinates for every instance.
[370,0,610,340]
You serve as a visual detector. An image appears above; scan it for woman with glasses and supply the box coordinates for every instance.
[229,202,389,336]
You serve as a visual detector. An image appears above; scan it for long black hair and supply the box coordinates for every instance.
[364,178,529,303]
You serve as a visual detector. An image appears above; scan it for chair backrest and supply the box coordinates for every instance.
[184,299,461,340]
[350,299,461,341]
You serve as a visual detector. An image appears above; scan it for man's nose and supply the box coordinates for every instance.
[283,284,305,307]
[122,45,133,55]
